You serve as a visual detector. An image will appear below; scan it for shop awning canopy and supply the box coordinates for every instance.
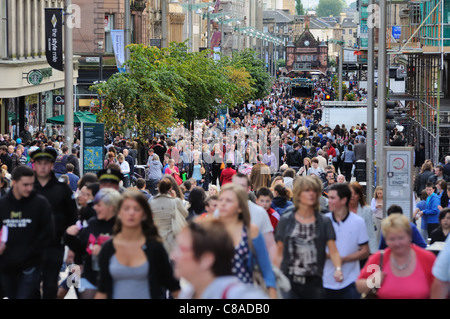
[46,111,97,125]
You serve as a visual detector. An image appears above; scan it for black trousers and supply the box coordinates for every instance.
[285,276,325,299]
[40,245,65,299]
[211,163,222,186]
[343,162,353,182]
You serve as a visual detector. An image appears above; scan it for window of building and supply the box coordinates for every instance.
[342,29,345,35]
[104,14,114,53]
[349,29,352,35]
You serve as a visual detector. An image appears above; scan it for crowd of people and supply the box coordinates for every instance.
[0,78,449,300]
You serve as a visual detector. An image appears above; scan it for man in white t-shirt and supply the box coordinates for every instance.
[323,183,370,299]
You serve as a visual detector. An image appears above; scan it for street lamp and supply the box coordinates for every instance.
[175,1,216,52]
[98,40,104,110]
[195,5,214,50]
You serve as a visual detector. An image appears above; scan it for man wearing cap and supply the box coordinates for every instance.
[97,166,123,192]
[30,147,77,299]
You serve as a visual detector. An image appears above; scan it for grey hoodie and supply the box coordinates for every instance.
[147,159,163,180]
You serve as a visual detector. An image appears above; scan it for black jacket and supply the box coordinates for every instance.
[66,154,80,177]
[414,170,434,196]
[34,172,78,247]
[286,149,302,167]
[0,190,55,271]
[97,238,180,299]
[64,216,116,285]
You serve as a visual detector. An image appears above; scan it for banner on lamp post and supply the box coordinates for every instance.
[110,30,126,73]
[45,8,64,71]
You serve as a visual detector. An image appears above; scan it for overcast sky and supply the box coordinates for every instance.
[303,0,356,9]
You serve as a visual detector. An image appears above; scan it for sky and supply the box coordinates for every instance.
[302,0,355,9]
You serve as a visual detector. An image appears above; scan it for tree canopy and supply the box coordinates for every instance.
[296,0,305,15]
[90,42,270,138]
[316,0,346,17]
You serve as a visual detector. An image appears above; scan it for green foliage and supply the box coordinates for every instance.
[229,48,272,100]
[91,43,265,135]
[277,59,286,68]
[316,0,346,17]
[345,92,356,101]
[296,0,305,15]
[331,75,347,100]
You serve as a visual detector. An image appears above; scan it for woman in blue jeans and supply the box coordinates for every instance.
[341,144,356,182]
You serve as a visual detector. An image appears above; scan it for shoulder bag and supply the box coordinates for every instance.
[171,198,187,235]
[362,250,384,299]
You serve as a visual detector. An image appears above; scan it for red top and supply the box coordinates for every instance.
[220,168,236,186]
[267,208,280,230]
[327,146,336,158]
[357,245,436,299]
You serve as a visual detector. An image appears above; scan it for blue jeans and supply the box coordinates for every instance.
[1,265,42,299]
[325,282,361,299]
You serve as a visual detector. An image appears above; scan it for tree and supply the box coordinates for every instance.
[316,0,346,17]
[296,0,305,15]
[91,43,188,139]
[229,48,272,100]
[331,75,347,100]
[90,42,256,135]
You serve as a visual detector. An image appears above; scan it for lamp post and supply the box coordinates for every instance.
[98,40,103,110]
[64,0,74,151]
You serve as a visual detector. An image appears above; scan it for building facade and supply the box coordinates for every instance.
[286,28,328,77]
[0,0,79,137]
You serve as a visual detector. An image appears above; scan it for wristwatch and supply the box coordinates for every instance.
[336,267,342,271]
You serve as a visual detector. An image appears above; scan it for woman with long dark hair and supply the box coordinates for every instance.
[187,187,206,221]
[95,189,180,299]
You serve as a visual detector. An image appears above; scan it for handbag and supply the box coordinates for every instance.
[171,199,187,235]
[250,245,291,299]
[172,172,183,185]
[362,250,384,299]
[200,164,206,175]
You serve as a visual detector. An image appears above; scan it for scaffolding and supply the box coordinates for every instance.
[398,0,448,163]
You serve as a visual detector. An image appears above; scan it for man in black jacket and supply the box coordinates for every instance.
[30,148,77,299]
[0,165,54,299]
[66,148,80,177]
[286,142,303,172]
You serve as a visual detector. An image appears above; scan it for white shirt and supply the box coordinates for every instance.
[322,212,369,290]
[119,160,130,174]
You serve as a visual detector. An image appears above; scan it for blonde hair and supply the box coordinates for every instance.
[219,183,251,229]
[292,176,322,212]
[381,214,412,239]
[374,186,383,199]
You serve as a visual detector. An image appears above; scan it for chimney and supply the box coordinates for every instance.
[304,15,310,29]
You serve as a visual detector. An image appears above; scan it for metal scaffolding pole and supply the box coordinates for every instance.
[377,0,387,187]
[366,0,375,201]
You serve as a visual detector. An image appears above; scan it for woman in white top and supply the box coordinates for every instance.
[370,186,384,244]
[117,153,130,188]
